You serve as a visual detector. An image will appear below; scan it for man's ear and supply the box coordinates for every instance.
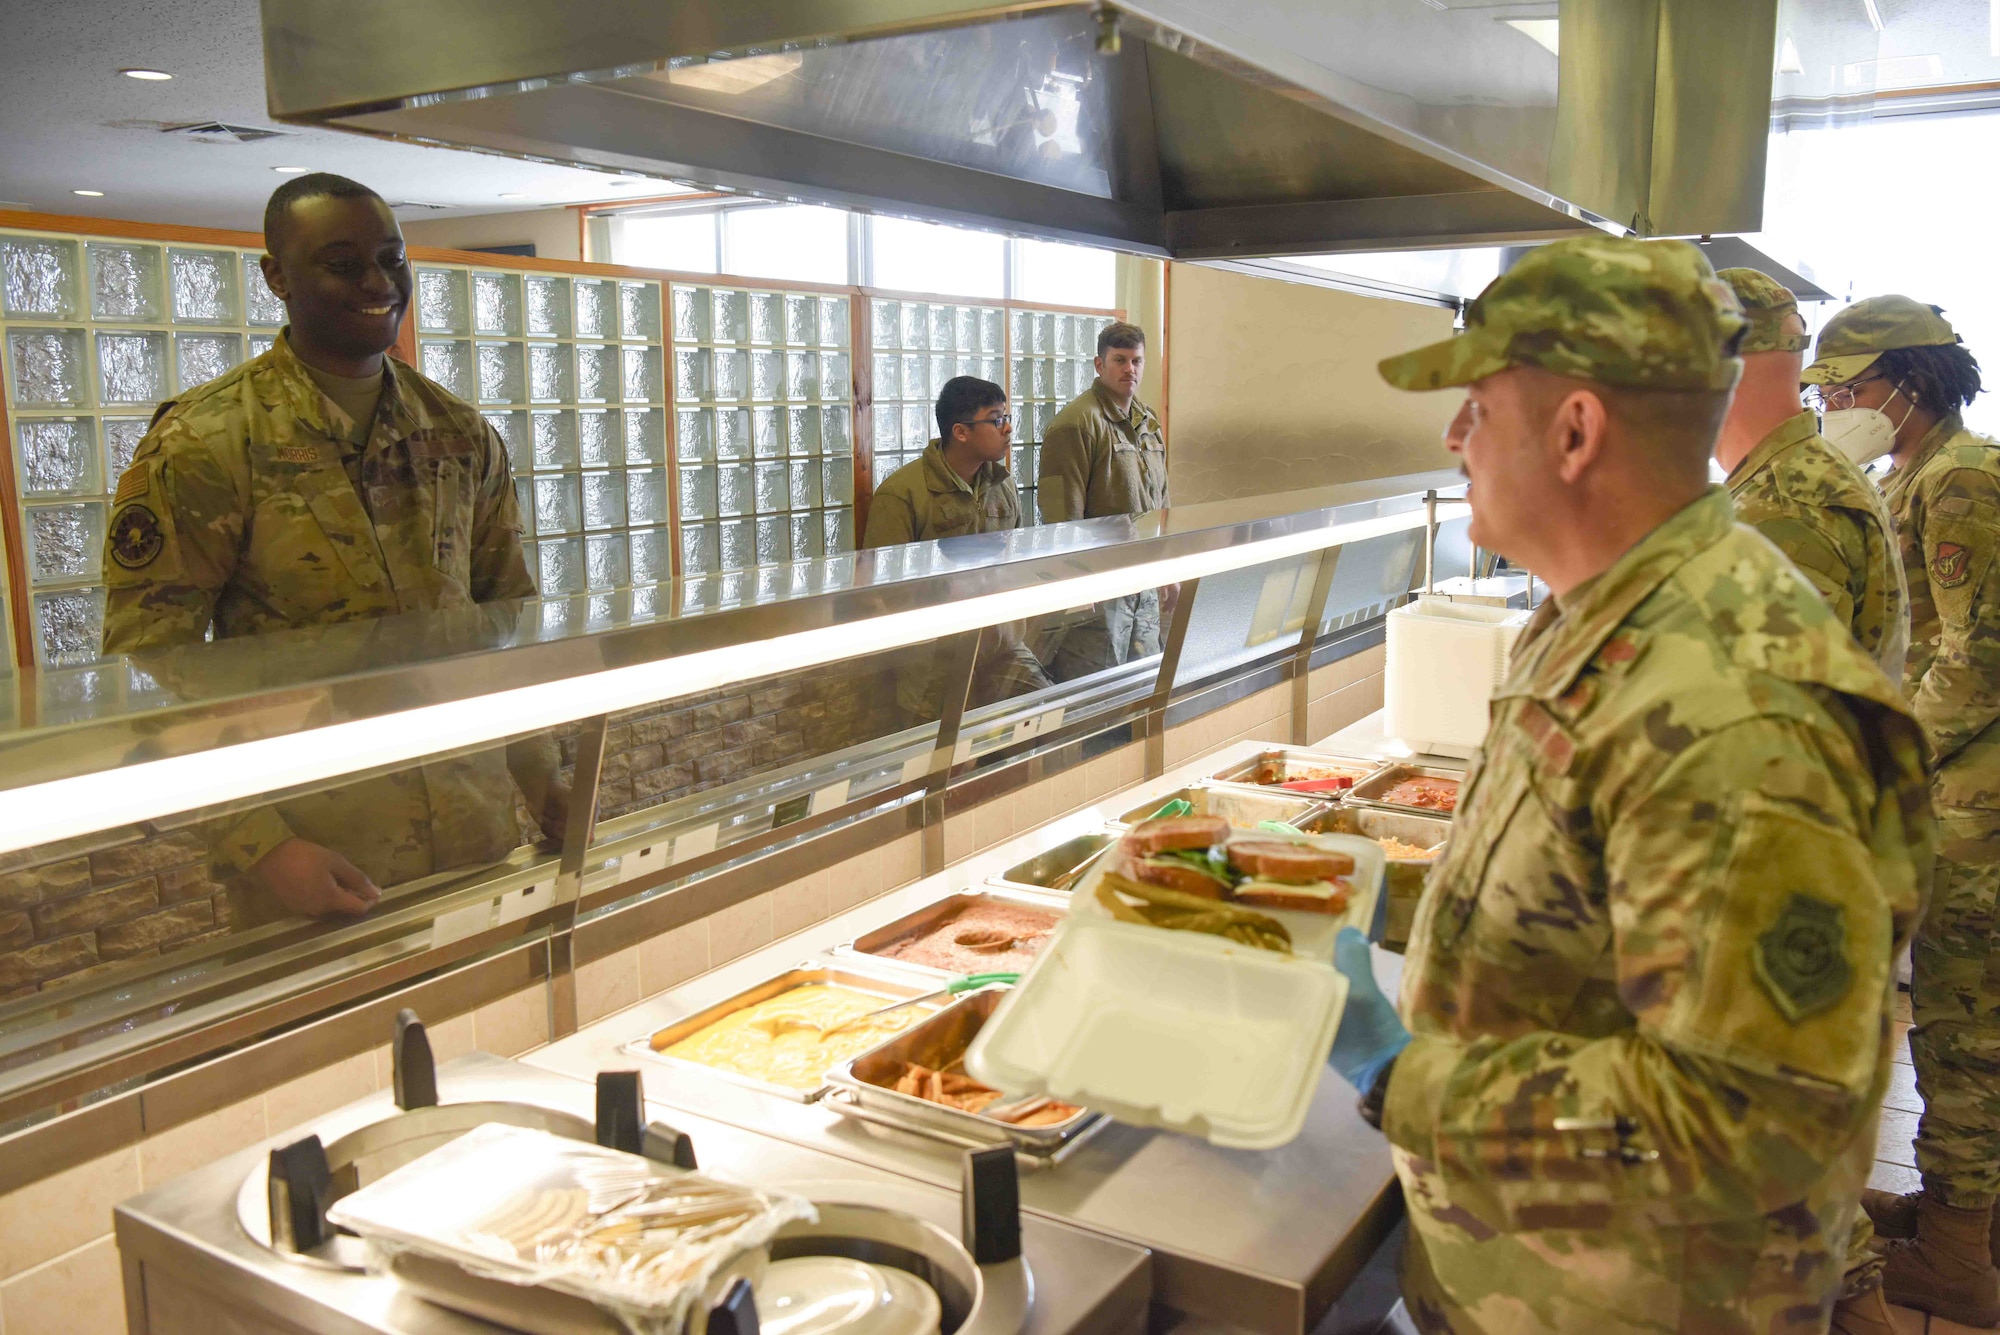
[259,253,289,304]
[1549,389,1608,485]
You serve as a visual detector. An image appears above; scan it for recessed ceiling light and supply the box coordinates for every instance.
[72,189,105,198]
[120,68,173,81]
[498,192,526,199]
[271,165,309,174]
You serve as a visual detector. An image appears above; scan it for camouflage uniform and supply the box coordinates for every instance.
[1036,380,1168,679]
[862,440,1052,722]
[1724,413,1910,679]
[1716,269,1910,680]
[1379,237,1934,1333]
[101,331,555,896]
[1804,300,2000,1210]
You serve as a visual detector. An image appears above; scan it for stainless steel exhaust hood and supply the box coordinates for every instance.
[261,0,1777,258]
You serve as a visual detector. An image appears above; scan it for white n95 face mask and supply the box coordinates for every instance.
[1822,407,1898,466]
[1822,382,1915,467]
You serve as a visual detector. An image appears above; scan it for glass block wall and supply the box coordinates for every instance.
[671,283,854,574]
[413,266,672,596]
[867,297,1004,496]
[0,229,286,667]
[1,221,1121,669]
[1010,309,1115,524]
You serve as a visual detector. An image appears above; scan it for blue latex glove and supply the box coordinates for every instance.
[1327,927,1411,1093]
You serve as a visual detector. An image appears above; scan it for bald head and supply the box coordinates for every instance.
[1714,311,1810,474]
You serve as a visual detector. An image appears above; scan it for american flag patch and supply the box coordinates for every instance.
[113,468,147,504]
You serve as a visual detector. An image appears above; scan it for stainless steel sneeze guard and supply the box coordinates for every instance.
[259,0,1779,254]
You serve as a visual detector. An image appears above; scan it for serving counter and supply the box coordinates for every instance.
[526,736,1428,1335]
[115,1053,1153,1335]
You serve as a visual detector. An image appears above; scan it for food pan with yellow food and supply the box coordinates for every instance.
[633,969,941,1101]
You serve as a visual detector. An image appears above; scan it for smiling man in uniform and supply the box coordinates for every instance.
[101,173,563,922]
[1322,236,1933,1333]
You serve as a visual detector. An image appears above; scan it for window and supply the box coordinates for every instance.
[1013,237,1116,310]
[870,218,1007,301]
[1755,111,2000,435]
[612,212,718,274]
[723,205,849,286]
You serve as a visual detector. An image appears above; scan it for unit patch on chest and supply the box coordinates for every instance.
[1753,892,1852,1022]
[1933,541,1972,588]
[108,504,165,569]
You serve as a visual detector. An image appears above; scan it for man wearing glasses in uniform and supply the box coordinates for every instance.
[1806,299,2000,1326]
[862,376,1052,723]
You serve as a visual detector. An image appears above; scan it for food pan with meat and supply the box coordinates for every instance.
[825,986,1103,1157]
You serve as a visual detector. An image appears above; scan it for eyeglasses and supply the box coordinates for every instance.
[1804,376,1887,413]
[956,413,1013,430]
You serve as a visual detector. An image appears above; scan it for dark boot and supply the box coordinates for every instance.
[1862,1187,1921,1239]
[1879,1192,2000,1327]
[1828,1269,1897,1334]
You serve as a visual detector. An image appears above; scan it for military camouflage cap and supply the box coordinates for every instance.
[1717,268,1810,355]
[1801,295,1961,386]
[1379,235,1746,392]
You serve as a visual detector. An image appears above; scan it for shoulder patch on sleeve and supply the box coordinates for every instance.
[108,503,166,570]
[1753,893,1852,1022]
[1934,540,1972,588]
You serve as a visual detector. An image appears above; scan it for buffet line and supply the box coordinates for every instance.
[119,724,1465,1335]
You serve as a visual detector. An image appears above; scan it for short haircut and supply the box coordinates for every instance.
[263,173,385,252]
[1521,369,1729,475]
[1875,343,1984,417]
[935,376,1007,442]
[1097,321,1145,359]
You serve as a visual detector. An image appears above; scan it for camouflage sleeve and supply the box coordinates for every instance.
[101,418,247,655]
[1383,714,1895,1229]
[1037,415,1095,524]
[207,808,299,880]
[861,481,918,548]
[1753,509,1860,631]
[467,419,537,603]
[1908,468,2000,765]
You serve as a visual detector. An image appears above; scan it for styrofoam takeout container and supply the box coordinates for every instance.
[966,829,1382,1150]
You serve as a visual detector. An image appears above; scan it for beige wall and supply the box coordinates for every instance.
[1114,254,1167,411]
[402,208,582,262]
[1164,264,1461,503]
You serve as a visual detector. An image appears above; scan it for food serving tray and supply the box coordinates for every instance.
[987,831,1120,894]
[833,889,1069,981]
[824,988,1105,1162]
[1312,808,1450,947]
[1110,784,1334,832]
[1348,764,1467,816]
[626,964,938,1103]
[1206,747,1387,794]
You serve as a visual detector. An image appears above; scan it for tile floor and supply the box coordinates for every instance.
[1872,988,1994,1333]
